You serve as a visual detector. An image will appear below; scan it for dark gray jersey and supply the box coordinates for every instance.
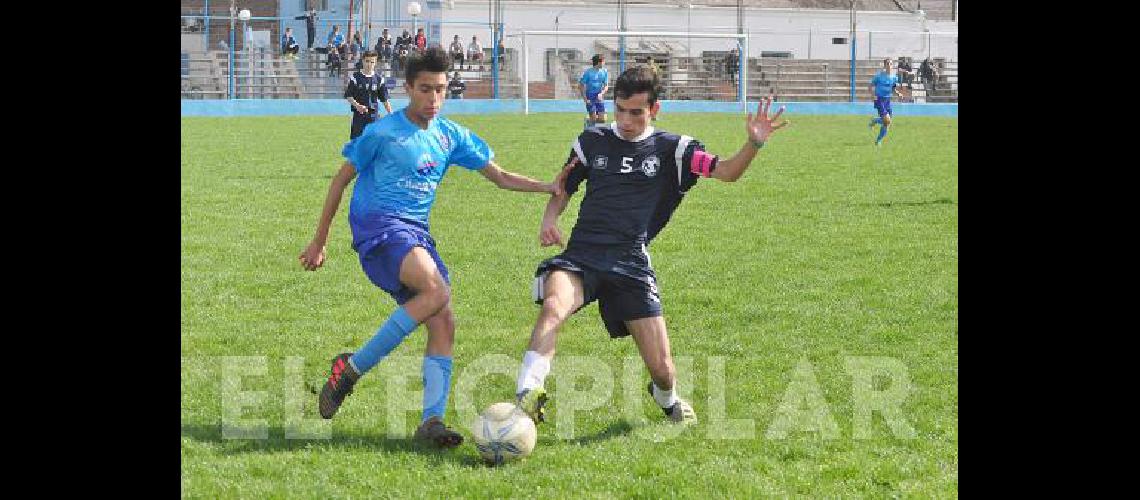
[562,124,718,250]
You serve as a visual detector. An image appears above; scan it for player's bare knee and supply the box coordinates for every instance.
[420,281,451,313]
[540,295,573,322]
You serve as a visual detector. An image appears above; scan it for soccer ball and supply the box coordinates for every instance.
[471,402,537,465]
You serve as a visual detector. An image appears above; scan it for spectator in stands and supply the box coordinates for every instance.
[282,27,300,59]
[376,28,393,62]
[396,29,414,64]
[645,55,660,75]
[725,47,739,85]
[415,28,427,52]
[329,25,346,56]
[395,32,412,73]
[897,56,913,88]
[327,42,343,77]
[449,35,465,69]
[468,36,483,69]
[351,30,364,60]
[448,71,467,99]
[295,7,318,51]
[497,39,506,65]
[920,57,938,91]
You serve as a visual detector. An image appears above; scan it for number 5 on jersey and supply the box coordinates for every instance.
[619,156,633,174]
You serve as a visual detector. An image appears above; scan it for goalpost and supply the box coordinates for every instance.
[517,30,749,115]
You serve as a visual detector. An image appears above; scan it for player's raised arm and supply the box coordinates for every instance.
[478,160,561,195]
[710,95,788,182]
[299,162,357,270]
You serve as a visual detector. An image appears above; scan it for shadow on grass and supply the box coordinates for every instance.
[854,198,955,208]
[181,422,488,467]
[182,418,639,467]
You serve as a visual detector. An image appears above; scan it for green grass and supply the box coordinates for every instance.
[181,112,958,498]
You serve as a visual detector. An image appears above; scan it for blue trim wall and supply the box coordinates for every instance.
[181,99,958,117]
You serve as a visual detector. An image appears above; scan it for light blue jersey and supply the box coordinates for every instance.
[341,109,493,246]
[871,71,899,99]
[579,67,609,97]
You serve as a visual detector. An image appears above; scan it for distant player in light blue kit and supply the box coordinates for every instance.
[299,47,563,448]
[868,58,904,146]
[579,54,610,129]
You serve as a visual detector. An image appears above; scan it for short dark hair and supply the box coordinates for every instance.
[591,54,603,66]
[362,50,378,59]
[614,65,661,105]
[405,46,450,84]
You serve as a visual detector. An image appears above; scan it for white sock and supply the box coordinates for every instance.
[516,350,551,395]
[652,382,679,409]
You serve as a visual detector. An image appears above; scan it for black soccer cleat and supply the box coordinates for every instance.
[318,353,359,419]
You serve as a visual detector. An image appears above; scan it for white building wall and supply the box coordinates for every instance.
[435,1,956,81]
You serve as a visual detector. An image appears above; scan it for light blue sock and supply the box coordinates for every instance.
[422,355,453,422]
[876,124,889,143]
[348,306,418,375]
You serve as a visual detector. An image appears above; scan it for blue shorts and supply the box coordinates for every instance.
[873,97,893,118]
[585,93,605,115]
[356,222,450,305]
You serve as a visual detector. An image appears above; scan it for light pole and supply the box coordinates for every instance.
[239,8,251,98]
[555,10,564,61]
[228,1,235,99]
[408,1,421,45]
[849,0,856,102]
[686,3,693,59]
[554,10,564,81]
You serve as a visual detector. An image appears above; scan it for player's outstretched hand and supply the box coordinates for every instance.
[551,157,579,198]
[299,240,327,271]
[747,93,789,143]
[539,222,564,248]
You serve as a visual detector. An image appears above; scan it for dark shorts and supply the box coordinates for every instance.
[874,97,893,118]
[533,250,662,338]
[585,93,606,115]
[356,222,450,305]
[350,112,378,139]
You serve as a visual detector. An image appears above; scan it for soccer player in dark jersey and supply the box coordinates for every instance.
[515,66,788,426]
[344,50,393,139]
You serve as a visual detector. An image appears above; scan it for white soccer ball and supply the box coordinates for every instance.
[407,2,422,16]
[471,402,537,465]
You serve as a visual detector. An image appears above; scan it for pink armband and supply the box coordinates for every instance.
[690,150,716,177]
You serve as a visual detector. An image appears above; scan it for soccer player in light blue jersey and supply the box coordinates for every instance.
[299,47,563,447]
[579,54,610,129]
[868,58,904,146]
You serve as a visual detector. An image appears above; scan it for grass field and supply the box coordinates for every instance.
[181,111,958,497]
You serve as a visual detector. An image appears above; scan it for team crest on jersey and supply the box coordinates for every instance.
[593,155,608,169]
[416,152,439,176]
[641,155,660,177]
